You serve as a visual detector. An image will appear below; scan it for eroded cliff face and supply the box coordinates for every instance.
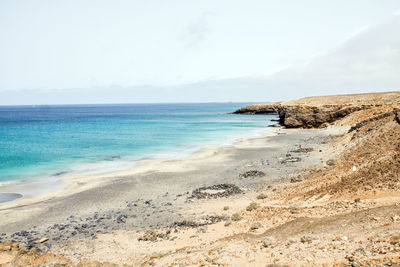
[234,103,370,128]
[276,105,370,128]
[233,92,400,128]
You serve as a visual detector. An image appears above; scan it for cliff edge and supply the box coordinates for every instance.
[234,91,400,128]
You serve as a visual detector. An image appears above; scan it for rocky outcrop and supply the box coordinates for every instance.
[395,109,400,124]
[348,109,399,132]
[233,92,400,128]
[277,105,369,128]
[232,103,279,114]
[234,103,370,128]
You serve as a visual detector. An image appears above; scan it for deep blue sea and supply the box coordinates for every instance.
[0,103,274,184]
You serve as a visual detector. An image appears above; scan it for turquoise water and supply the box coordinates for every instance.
[0,103,274,183]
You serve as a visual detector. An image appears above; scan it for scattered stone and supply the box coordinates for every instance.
[250,222,262,231]
[326,159,336,166]
[189,184,242,199]
[256,194,268,200]
[300,235,318,243]
[39,238,48,243]
[239,170,266,178]
[196,227,206,234]
[291,147,314,153]
[231,213,242,221]
[138,230,159,242]
[290,175,303,183]
[262,237,275,248]
[116,215,127,224]
[281,157,301,164]
[290,205,300,214]
[224,222,231,227]
[223,206,229,211]
[389,236,400,245]
[391,215,400,222]
[246,202,259,212]
[138,229,172,242]
[171,216,227,228]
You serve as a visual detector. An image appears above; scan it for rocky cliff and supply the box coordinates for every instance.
[234,92,400,128]
[276,104,371,128]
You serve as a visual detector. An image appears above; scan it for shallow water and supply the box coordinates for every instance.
[0,103,274,184]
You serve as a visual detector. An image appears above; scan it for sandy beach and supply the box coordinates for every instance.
[1,1,400,265]
[0,124,337,255]
[1,92,399,266]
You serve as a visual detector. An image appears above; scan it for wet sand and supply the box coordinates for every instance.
[0,193,22,204]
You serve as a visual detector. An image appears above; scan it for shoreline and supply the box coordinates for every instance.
[2,92,398,266]
[0,124,337,244]
[0,125,273,207]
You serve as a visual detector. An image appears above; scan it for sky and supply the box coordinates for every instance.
[0,0,399,104]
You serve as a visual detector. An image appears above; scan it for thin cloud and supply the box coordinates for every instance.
[180,13,210,48]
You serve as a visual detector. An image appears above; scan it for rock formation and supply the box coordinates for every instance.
[234,92,400,128]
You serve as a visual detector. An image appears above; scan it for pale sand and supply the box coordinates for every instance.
[0,125,341,262]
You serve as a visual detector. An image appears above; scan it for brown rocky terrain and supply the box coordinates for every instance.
[0,242,118,266]
[1,91,400,266]
[234,91,400,128]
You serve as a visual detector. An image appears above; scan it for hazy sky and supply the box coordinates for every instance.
[0,0,399,104]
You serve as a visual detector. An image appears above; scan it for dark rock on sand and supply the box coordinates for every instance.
[290,175,303,183]
[171,216,227,228]
[116,214,127,223]
[239,170,266,178]
[290,147,314,153]
[189,184,242,199]
[138,229,172,242]
[280,157,301,164]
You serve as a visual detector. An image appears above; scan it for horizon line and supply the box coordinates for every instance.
[0,101,272,107]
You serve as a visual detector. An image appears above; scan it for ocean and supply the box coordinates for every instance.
[0,103,275,185]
